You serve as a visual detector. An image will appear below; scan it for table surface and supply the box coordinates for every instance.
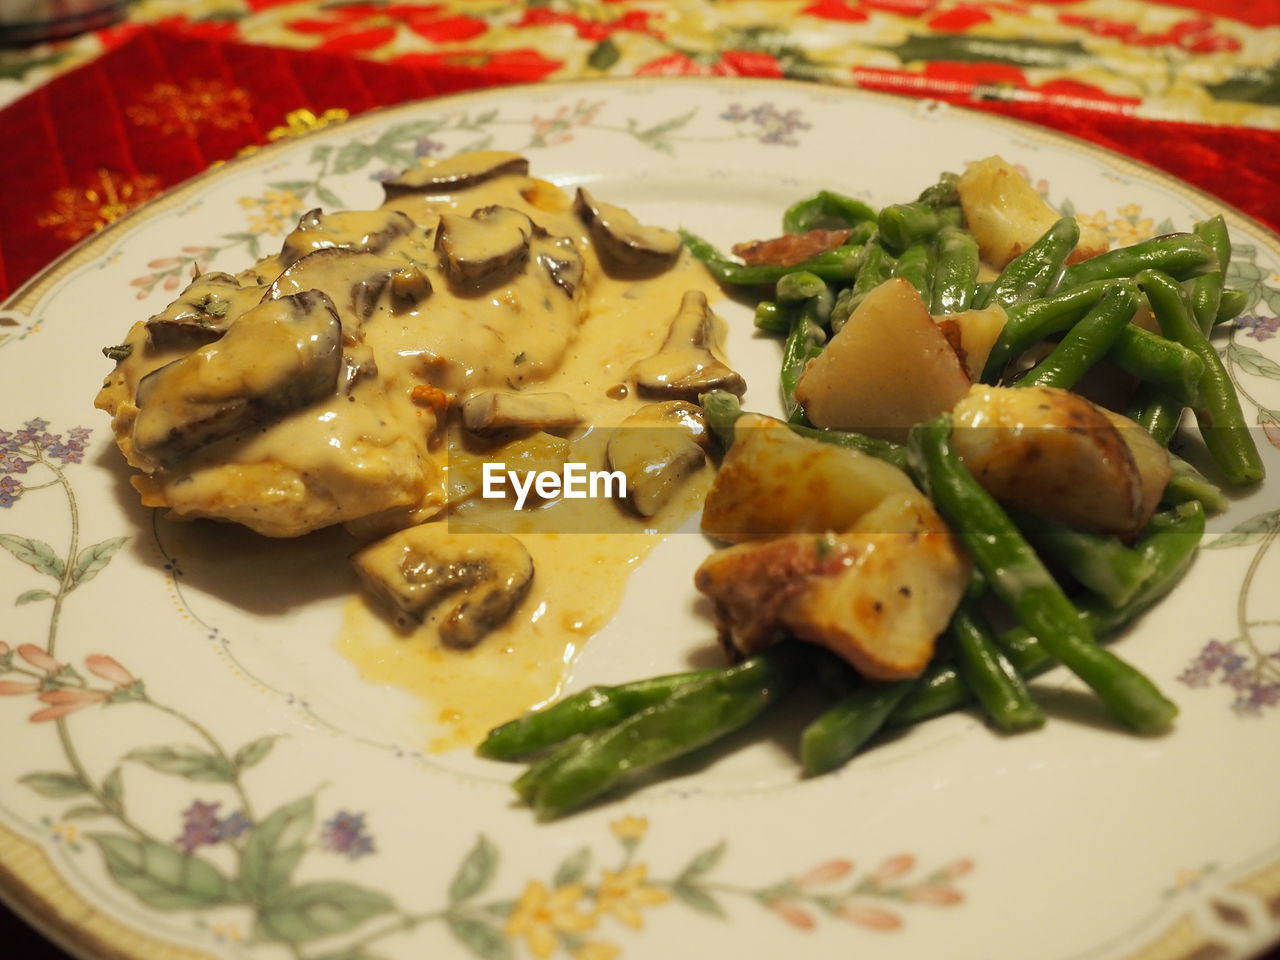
[2,2,1279,959]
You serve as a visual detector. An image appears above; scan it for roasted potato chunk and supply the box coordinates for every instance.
[957,156,1109,269]
[701,414,921,542]
[796,278,970,443]
[951,384,1167,539]
[696,493,970,680]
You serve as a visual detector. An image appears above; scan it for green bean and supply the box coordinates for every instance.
[1131,393,1182,446]
[986,216,1079,310]
[907,416,1178,734]
[478,670,713,760]
[780,282,833,419]
[931,224,980,314]
[698,390,908,468]
[1056,233,1216,291]
[1014,282,1138,390]
[831,243,896,332]
[949,602,1045,733]
[754,300,789,335]
[894,241,935,300]
[1189,216,1230,332]
[1128,223,1229,447]
[776,270,827,304]
[879,202,962,252]
[783,190,877,233]
[971,280,996,310]
[829,287,855,334]
[1107,325,1205,406]
[800,680,915,776]
[995,502,1205,676]
[916,172,960,209]
[1162,454,1228,514]
[1138,269,1264,486]
[895,502,1203,726]
[795,425,907,466]
[888,662,969,726]
[1010,508,1153,608]
[679,227,871,286]
[980,280,1114,383]
[1215,288,1247,324]
[891,501,1204,727]
[787,423,907,467]
[521,646,806,818]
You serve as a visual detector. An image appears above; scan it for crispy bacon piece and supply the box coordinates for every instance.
[731,228,852,267]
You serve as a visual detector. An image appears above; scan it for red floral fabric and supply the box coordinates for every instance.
[1,25,1278,301]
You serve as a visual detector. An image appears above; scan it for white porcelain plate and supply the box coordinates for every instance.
[2,78,1280,960]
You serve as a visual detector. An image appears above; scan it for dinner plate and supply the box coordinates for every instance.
[2,77,1280,960]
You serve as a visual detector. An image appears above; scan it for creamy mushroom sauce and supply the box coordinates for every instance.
[96,152,732,750]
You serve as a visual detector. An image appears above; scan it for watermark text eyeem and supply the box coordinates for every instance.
[481,462,626,510]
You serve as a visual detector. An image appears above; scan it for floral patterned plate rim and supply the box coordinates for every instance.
[2,77,1280,960]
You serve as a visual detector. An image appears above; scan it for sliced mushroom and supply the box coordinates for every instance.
[132,291,342,467]
[144,273,254,349]
[265,249,430,327]
[387,263,433,311]
[573,187,683,276]
[461,391,581,434]
[435,206,533,290]
[531,233,584,298]
[280,208,416,265]
[631,290,746,401]
[381,151,530,201]
[352,524,534,648]
[606,401,710,518]
[342,341,379,394]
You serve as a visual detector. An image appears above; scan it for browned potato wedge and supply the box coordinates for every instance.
[1100,407,1172,534]
[700,414,921,542]
[951,383,1159,539]
[695,493,970,680]
[796,278,970,443]
[957,156,1109,269]
[935,303,1007,382]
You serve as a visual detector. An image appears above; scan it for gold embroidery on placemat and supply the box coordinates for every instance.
[126,79,253,137]
[36,169,163,243]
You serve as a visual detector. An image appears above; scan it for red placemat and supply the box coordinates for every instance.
[1,25,1279,303]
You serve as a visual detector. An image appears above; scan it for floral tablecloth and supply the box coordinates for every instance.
[5,1,1280,126]
[1,0,1280,299]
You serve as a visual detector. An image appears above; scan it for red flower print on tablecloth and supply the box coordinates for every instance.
[636,50,783,79]
[852,63,1141,111]
[926,4,993,31]
[1058,12,1241,53]
[802,0,870,22]
[393,48,563,83]
[514,7,658,42]
[287,2,487,55]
